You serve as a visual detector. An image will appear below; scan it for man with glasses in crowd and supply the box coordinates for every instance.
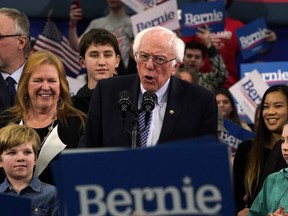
[0,8,30,113]
[80,26,217,148]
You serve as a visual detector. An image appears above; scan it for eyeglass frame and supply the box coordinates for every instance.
[135,52,176,66]
[0,34,22,40]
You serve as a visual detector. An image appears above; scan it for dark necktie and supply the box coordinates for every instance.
[138,111,152,148]
[6,76,16,106]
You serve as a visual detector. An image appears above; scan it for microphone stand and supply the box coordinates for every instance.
[131,111,139,149]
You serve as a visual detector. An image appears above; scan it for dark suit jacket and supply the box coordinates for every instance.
[0,74,11,114]
[80,74,218,148]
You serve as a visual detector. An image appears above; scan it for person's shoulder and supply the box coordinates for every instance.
[40,181,57,190]
[182,79,215,97]
[99,74,138,85]
[237,139,254,152]
[266,168,288,183]
[0,111,18,128]
[89,16,107,24]
[40,181,58,197]
[61,115,83,125]
[73,84,92,99]
[225,17,244,28]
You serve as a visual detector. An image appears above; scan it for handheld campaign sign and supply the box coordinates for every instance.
[52,137,235,216]
[219,119,255,152]
[236,17,271,59]
[0,193,31,216]
[181,1,225,36]
[130,0,179,37]
[229,70,269,123]
[241,61,288,86]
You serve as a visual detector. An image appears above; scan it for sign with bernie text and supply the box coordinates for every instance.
[52,137,235,216]
[229,70,269,123]
[181,1,225,36]
[218,119,255,152]
[236,17,271,59]
[240,61,288,86]
[130,0,179,37]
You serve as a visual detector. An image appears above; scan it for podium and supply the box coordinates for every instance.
[0,193,31,216]
[52,136,235,216]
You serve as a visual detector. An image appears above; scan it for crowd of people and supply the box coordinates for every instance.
[0,0,286,215]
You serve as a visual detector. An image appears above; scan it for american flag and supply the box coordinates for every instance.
[33,19,81,77]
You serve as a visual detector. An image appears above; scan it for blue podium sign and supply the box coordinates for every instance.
[0,193,31,216]
[52,137,235,216]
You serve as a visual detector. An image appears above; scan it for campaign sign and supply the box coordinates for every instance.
[0,193,31,216]
[120,0,168,13]
[181,1,225,36]
[130,0,179,37]
[229,70,269,123]
[219,119,255,151]
[236,17,271,59]
[241,61,288,86]
[52,137,235,216]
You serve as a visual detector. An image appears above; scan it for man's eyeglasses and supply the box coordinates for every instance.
[135,52,176,66]
[0,34,22,40]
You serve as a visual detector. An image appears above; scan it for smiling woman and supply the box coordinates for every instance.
[0,50,86,185]
[233,85,288,214]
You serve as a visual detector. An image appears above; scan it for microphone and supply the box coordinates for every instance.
[118,90,132,119]
[142,91,157,126]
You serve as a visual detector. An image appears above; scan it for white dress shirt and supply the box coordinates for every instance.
[1,63,25,90]
[139,78,170,147]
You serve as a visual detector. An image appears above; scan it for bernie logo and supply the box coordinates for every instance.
[244,70,288,85]
[135,11,175,33]
[184,10,223,28]
[76,176,223,216]
[241,79,262,106]
[218,131,242,149]
[239,28,267,50]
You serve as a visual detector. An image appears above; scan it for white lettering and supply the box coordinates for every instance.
[218,131,242,148]
[244,70,288,83]
[76,176,223,215]
[76,185,106,216]
[136,11,175,33]
[242,80,262,105]
[239,28,267,49]
[184,10,223,26]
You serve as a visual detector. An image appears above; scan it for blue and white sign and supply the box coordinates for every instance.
[229,70,269,123]
[181,1,225,36]
[52,137,235,216]
[241,61,288,86]
[236,18,271,59]
[130,0,179,36]
[219,119,255,151]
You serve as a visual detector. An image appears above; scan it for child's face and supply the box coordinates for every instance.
[281,124,288,164]
[80,43,120,81]
[182,48,204,73]
[0,142,36,181]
